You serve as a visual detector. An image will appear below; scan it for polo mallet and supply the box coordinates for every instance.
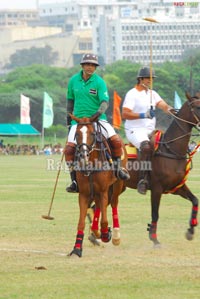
[42,149,65,220]
[143,17,159,109]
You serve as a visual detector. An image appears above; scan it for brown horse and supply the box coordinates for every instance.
[68,114,126,257]
[89,92,200,247]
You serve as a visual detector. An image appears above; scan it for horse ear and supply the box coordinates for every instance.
[185,91,192,102]
[69,113,80,123]
[194,91,200,99]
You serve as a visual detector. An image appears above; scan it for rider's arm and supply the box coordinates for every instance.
[92,101,109,118]
[156,100,173,114]
[98,101,109,114]
[67,99,74,126]
[122,107,143,120]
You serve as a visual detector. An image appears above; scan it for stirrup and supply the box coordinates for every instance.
[66,181,79,193]
[116,167,130,180]
[137,179,148,195]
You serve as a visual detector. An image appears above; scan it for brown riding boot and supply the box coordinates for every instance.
[137,140,152,195]
[65,142,79,193]
[109,135,130,180]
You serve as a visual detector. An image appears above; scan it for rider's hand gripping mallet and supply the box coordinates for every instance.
[42,150,65,220]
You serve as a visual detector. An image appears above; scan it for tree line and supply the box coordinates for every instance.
[0,49,200,135]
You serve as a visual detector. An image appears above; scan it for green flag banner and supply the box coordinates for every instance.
[43,92,54,128]
[174,91,182,110]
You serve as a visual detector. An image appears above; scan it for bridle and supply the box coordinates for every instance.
[75,121,97,168]
[168,99,200,131]
[156,98,200,159]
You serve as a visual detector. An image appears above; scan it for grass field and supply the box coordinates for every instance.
[0,154,200,299]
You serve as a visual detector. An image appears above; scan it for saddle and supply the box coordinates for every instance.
[125,130,162,160]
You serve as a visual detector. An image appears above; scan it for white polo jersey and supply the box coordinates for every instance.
[122,86,162,148]
[123,87,162,131]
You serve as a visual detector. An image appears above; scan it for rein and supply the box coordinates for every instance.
[164,143,200,194]
[156,99,200,159]
[168,99,200,129]
[75,121,109,173]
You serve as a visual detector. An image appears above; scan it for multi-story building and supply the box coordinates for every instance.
[93,15,200,65]
[0,9,39,26]
[38,0,200,65]
[0,0,200,69]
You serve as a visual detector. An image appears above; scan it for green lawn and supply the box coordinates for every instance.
[0,154,200,299]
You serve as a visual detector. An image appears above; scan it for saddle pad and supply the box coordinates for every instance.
[154,130,162,151]
[125,144,137,159]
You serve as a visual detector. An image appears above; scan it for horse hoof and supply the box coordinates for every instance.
[112,228,120,246]
[112,238,120,246]
[153,242,161,249]
[90,228,101,239]
[88,233,101,246]
[185,229,194,241]
[67,248,82,258]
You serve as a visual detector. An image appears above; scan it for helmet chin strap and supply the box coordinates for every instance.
[142,83,149,90]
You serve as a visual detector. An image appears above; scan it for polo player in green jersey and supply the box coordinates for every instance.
[65,53,130,193]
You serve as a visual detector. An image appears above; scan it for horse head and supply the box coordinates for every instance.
[185,91,200,130]
[69,113,96,168]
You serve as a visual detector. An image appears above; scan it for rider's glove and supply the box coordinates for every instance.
[140,109,155,119]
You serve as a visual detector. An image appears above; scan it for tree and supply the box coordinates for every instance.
[4,46,59,69]
[1,58,200,133]
[0,64,68,130]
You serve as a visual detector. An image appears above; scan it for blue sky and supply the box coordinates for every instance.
[0,0,64,9]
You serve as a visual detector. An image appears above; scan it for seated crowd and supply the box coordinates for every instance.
[0,143,63,155]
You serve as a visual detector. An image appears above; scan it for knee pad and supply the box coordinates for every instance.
[109,135,123,157]
[65,142,76,162]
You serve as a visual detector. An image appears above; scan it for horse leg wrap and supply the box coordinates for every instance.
[74,230,84,250]
[91,208,100,231]
[101,227,112,243]
[190,206,198,226]
[112,207,119,228]
[147,222,157,241]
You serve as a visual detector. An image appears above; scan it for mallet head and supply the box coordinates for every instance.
[42,215,54,220]
[143,17,159,23]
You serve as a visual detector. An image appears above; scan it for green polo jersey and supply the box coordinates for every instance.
[67,70,109,124]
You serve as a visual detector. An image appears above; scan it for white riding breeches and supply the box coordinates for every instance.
[125,127,153,149]
[68,120,116,144]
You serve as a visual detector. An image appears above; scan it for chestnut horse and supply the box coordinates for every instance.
[68,114,126,257]
[89,92,200,247]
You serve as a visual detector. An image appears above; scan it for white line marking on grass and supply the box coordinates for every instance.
[0,248,67,256]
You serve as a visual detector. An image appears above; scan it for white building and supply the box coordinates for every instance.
[38,0,200,65]
[93,16,200,65]
[0,1,200,69]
